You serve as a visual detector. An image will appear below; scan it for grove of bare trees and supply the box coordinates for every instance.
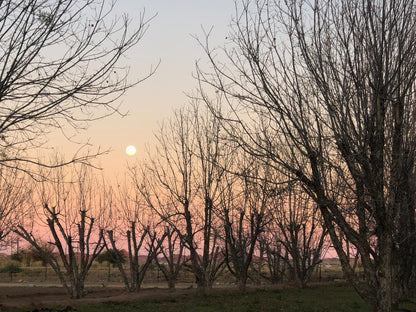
[0,0,155,276]
[3,1,412,311]
[3,110,330,299]
[196,0,416,311]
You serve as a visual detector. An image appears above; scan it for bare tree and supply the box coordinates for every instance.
[154,226,185,289]
[218,161,274,291]
[105,176,165,292]
[14,165,106,298]
[256,234,286,284]
[106,222,165,292]
[271,184,328,288]
[136,103,226,291]
[0,0,155,175]
[196,0,416,310]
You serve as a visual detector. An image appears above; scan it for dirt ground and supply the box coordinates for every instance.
[0,284,197,311]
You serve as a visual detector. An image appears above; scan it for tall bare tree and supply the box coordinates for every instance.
[106,176,165,292]
[136,103,226,291]
[196,0,416,310]
[0,0,155,174]
[107,222,165,292]
[14,165,106,298]
[271,184,328,288]
[256,233,286,284]
[218,160,274,291]
[154,226,185,289]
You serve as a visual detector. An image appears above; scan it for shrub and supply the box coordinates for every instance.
[0,263,23,281]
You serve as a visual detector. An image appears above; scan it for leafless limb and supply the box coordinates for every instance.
[0,0,157,174]
[196,0,416,309]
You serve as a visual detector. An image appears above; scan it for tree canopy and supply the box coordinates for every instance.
[196,0,416,310]
[0,0,155,176]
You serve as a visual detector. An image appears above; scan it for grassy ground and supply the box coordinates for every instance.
[8,283,371,312]
[7,283,416,312]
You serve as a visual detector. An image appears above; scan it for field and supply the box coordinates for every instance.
[0,283,369,312]
[1,282,416,311]
[1,261,415,312]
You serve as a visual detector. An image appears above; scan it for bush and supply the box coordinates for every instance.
[0,262,23,281]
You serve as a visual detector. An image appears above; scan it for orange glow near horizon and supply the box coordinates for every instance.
[42,1,235,180]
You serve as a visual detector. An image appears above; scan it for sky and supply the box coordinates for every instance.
[50,1,236,179]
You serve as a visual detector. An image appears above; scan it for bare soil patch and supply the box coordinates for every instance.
[0,285,199,311]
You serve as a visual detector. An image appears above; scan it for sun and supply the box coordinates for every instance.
[125,145,136,156]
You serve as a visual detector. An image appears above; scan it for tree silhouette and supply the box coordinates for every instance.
[97,249,126,282]
[197,0,416,310]
[0,0,156,176]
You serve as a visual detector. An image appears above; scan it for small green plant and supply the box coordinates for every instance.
[0,263,23,281]
[97,249,126,267]
[97,249,126,282]
[10,252,24,262]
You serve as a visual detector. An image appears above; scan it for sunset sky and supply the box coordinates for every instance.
[48,1,235,179]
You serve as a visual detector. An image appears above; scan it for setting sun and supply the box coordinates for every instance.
[125,145,136,156]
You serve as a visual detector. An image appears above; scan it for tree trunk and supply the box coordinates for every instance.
[168,278,175,289]
[237,273,248,292]
[370,245,397,312]
[43,265,47,282]
[72,278,85,299]
[196,275,212,293]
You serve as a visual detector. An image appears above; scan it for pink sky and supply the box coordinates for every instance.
[46,1,235,180]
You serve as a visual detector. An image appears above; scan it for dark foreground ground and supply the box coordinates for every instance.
[1,283,416,312]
